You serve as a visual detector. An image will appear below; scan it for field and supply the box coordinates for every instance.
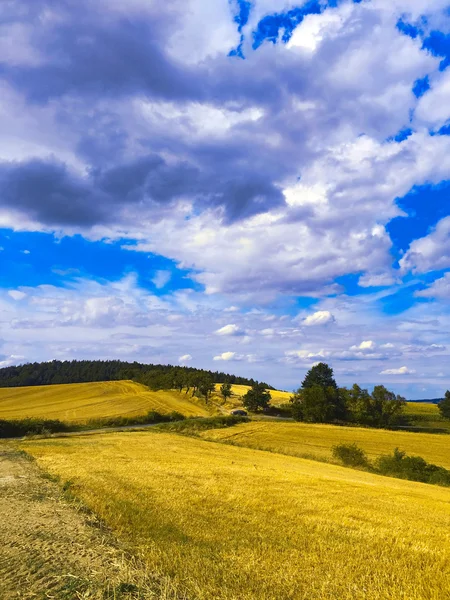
[213,383,292,409]
[200,420,450,469]
[0,380,211,423]
[23,431,450,600]
[405,401,450,430]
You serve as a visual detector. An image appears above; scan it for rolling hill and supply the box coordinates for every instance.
[200,419,450,469]
[0,380,212,423]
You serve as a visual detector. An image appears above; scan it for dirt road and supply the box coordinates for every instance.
[0,442,181,599]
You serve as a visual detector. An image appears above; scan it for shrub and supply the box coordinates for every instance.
[86,410,185,429]
[0,418,71,438]
[157,415,249,434]
[332,443,370,468]
[376,448,450,486]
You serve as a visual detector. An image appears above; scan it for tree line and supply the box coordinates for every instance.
[238,363,409,428]
[289,362,408,427]
[0,359,272,390]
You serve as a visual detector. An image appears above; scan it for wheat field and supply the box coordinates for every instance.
[23,431,450,600]
[213,383,292,409]
[0,380,210,423]
[201,420,450,469]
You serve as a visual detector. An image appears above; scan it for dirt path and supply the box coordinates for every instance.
[0,442,182,600]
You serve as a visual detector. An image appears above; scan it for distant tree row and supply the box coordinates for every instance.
[290,363,407,427]
[0,359,273,390]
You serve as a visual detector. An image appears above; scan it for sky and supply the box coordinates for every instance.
[1,0,450,398]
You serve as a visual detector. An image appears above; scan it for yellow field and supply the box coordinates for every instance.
[0,380,211,423]
[201,420,450,469]
[213,383,292,409]
[405,401,450,430]
[23,431,450,600]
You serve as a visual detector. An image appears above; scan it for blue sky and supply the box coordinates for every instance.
[1,0,450,397]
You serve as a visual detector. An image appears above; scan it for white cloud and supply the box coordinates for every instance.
[8,290,27,301]
[178,354,192,363]
[152,270,171,289]
[213,351,241,361]
[224,306,239,312]
[400,217,450,274]
[380,366,416,375]
[215,323,243,336]
[415,68,450,130]
[303,311,335,327]
[352,340,376,351]
[415,272,450,299]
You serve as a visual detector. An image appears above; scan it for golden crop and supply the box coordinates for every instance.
[201,420,450,469]
[0,380,210,423]
[24,431,450,600]
[214,383,292,409]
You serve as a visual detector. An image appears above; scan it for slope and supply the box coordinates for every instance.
[23,431,450,600]
[200,420,450,469]
[0,380,211,423]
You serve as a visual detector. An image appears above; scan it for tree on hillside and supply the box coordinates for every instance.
[344,384,406,427]
[220,381,232,401]
[291,363,346,422]
[198,374,215,403]
[242,382,271,413]
[438,390,450,419]
[302,362,337,389]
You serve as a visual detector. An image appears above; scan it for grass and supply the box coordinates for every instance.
[23,431,450,600]
[0,380,212,423]
[200,420,450,469]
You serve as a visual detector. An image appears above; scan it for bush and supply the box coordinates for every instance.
[332,443,370,468]
[376,448,450,486]
[86,410,185,429]
[0,418,71,438]
[156,415,249,434]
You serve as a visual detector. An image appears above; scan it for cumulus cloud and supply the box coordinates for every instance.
[351,340,376,351]
[0,0,447,301]
[178,354,192,362]
[303,311,335,327]
[1,0,450,397]
[400,216,450,274]
[215,324,244,336]
[213,351,241,361]
[380,366,416,375]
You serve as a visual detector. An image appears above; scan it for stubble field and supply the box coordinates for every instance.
[0,380,211,423]
[23,430,450,600]
[200,420,450,469]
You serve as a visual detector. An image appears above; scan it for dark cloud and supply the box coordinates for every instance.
[0,0,440,231]
[0,159,106,226]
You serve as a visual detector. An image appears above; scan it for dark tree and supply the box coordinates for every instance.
[291,363,346,422]
[345,384,406,427]
[438,390,450,419]
[220,381,232,401]
[198,375,215,402]
[242,382,271,413]
[302,362,337,389]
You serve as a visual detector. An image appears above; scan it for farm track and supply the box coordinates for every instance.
[0,442,179,600]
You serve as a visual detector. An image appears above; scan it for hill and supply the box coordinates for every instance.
[0,359,271,389]
[200,420,450,470]
[23,431,450,600]
[0,380,212,423]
